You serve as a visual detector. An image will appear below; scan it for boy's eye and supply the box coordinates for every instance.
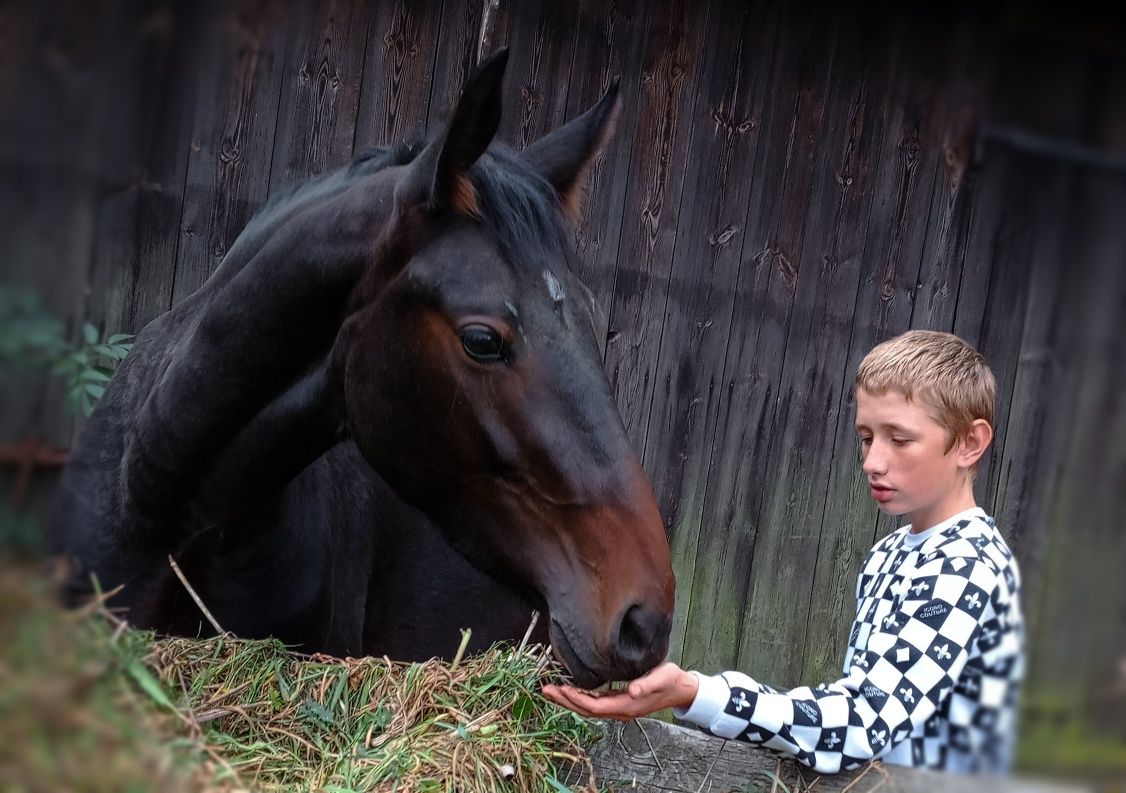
[858,436,872,446]
[892,437,911,446]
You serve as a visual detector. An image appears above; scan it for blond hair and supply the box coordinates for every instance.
[854,330,996,450]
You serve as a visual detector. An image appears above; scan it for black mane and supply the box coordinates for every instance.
[255,132,569,271]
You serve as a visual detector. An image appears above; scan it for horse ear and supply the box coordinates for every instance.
[400,48,508,215]
[523,77,622,219]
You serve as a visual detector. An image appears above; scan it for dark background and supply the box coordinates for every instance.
[1,0,1123,777]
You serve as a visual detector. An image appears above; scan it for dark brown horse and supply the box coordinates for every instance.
[54,50,674,687]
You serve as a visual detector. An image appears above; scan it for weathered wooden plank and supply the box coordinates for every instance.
[565,718,1090,793]
[491,0,580,150]
[265,0,368,195]
[123,3,206,330]
[82,0,189,337]
[664,0,840,678]
[1015,167,1126,773]
[425,0,483,125]
[946,148,1037,521]
[590,0,711,666]
[600,0,711,454]
[990,161,1074,608]
[664,0,818,675]
[729,7,890,688]
[797,11,949,683]
[908,10,991,336]
[645,0,781,673]
[955,45,1093,518]
[561,0,650,341]
[171,0,289,306]
[0,0,104,449]
[1092,61,1126,157]
[351,0,442,152]
[0,0,36,134]
[662,0,816,674]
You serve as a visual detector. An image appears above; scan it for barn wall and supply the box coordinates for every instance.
[2,0,1123,772]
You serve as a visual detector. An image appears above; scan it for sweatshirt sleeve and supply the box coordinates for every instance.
[673,555,998,774]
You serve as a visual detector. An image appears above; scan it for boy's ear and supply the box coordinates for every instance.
[957,419,994,469]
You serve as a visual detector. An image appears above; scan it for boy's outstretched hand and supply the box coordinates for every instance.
[541,661,699,720]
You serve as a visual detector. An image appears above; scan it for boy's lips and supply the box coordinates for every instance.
[870,484,896,503]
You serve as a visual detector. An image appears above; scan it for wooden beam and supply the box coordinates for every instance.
[567,718,1091,793]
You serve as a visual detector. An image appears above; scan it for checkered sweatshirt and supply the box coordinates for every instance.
[675,507,1023,774]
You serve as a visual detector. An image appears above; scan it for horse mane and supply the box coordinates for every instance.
[252,131,569,272]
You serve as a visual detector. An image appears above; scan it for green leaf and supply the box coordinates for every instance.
[107,333,135,345]
[83,322,99,345]
[544,775,574,793]
[300,697,335,728]
[126,661,176,712]
[78,368,111,383]
[512,693,536,721]
[276,669,292,701]
[84,383,106,399]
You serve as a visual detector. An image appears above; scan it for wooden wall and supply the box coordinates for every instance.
[2,0,1123,774]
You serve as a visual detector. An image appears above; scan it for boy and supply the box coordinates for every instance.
[543,330,1024,774]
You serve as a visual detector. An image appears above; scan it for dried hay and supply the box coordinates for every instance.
[0,565,602,792]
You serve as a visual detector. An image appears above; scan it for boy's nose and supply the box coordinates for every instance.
[862,444,888,475]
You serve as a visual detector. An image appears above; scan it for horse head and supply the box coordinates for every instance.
[336,50,675,687]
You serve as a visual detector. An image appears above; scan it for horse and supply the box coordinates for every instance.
[53,49,675,688]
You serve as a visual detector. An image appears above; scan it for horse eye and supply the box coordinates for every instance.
[460,325,505,362]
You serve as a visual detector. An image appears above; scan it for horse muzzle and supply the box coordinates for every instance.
[548,598,673,688]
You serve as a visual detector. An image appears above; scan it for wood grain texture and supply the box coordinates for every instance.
[601,0,710,455]
[563,718,1091,793]
[0,0,105,449]
[351,0,441,152]
[562,0,650,339]
[171,0,288,306]
[2,0,1124,766]
[266,0,368,194]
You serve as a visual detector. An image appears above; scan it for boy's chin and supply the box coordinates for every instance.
[873,501,905,517]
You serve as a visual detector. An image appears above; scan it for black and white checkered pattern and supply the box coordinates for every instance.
[675,507,1023,774]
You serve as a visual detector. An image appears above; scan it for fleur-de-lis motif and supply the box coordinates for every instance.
[732,692,750,712]
[933,643,952,661]
[856,653,871,669]
[911,581,930,596]
[900,687,916,704]
[825,732,841,749]
[883,614,898,628]
[964,592,982,610]
[963,677,979,695]
[981,627,998,644]
[870,728,887,746]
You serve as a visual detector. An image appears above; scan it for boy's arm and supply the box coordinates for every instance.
[675,556,999,774]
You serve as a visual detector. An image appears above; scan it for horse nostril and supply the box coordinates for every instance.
[615,603,669,663]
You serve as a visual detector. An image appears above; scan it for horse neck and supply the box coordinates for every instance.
[124,189,396,523]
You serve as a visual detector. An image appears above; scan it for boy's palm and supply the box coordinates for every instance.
[541,661,698,720]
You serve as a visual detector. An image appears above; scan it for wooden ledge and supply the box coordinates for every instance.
[565,718,1090,793]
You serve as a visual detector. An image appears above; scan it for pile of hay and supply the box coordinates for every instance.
[0,566,602,792]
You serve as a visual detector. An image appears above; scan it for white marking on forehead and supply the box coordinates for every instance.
[543,271,565,304]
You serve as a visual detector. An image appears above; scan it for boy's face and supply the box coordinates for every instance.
[854,387,976,532]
